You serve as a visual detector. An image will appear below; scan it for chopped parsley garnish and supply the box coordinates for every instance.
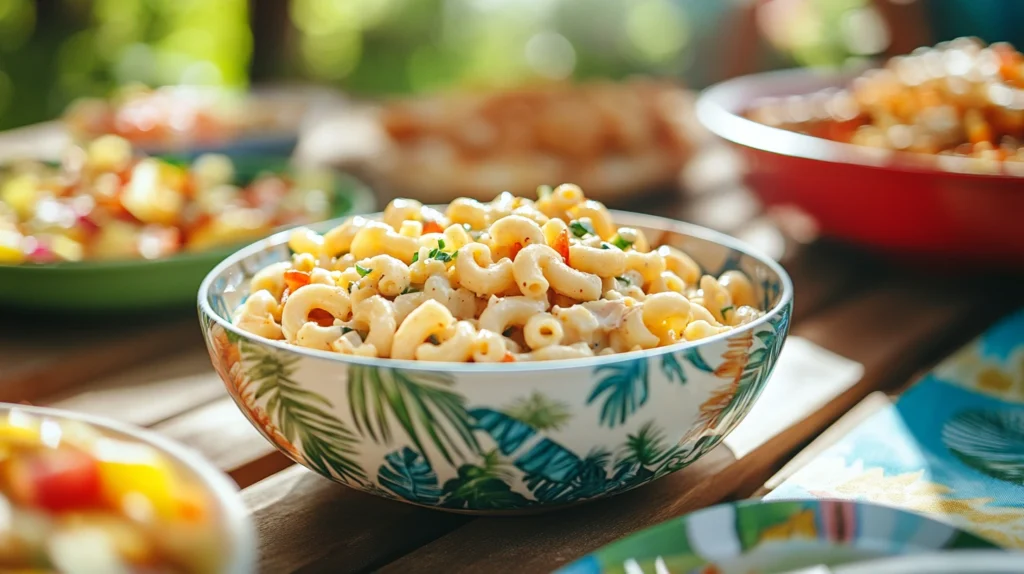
[355,264,372,277]
[611,235,633,250]
[401,286,419,295]
[340,326,355,335]
[426,238,457,263]
[600,242,613,250]
[537,184,553,198]
[615,276,631,286]
[411,251,420,263]
[720,305,734,318]
[569,219,596,238]
[427,334,440,345]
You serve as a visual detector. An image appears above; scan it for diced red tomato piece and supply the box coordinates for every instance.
[502,352,516,363]
[308,308,335,327]
[7,447,104,513]
[284,269,311,293]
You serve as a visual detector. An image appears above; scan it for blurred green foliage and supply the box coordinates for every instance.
[0,0,891,132]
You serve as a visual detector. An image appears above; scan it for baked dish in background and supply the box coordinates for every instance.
[369,79,695,204]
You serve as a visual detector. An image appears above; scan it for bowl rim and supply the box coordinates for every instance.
[696,67,1024,182]
[198,208,794,373]
[0,402,256,574]
[0,168,376,272]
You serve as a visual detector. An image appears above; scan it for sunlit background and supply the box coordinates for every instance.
[3,0,1022,131]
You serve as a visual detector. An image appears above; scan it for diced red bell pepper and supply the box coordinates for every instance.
[7,447,104,513]
[283,269,311,293]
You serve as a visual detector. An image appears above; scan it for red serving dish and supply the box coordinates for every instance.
[696,68,1024,265]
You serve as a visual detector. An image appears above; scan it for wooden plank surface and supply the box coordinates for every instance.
[244,466,471,573]
[0,317,200,404]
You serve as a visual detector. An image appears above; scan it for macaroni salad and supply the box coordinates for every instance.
[233,185,765,362]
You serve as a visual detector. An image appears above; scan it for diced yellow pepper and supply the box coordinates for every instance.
[92,438,178,521]
[1,174,41,220]
[0,229,26,264]
[49,235,84,262]
[0,419,41,446]
[120,159,184,225]
[86,135,133,173]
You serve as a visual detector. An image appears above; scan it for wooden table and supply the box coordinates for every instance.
[4,126,1020,574]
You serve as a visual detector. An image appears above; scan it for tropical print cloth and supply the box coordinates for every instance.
[766,308,1024,548]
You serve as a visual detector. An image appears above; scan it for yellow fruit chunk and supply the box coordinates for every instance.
[91,221,140,260]
[192,153,235,191]
[1,174,41,220]
[86,135,133,172]
[186,208,270,251]
[92,438,178,521]
[120,159,184,225]
[49,235,84,262]
[0,229,26,264]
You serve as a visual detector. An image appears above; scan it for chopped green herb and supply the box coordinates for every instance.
[502,326,515,337]
[411,251,420,263]
[355,264,372,277]
[437,238,446,250]
[537,184,553,198]
[611,236,633,250]
[428,249,452,263]
[340,326,355,335]
[600,242,613,250]
[451,249,459,259]
[615,276,631,286]
[569,219,596,238]
[427,334,440,345]
[401,286,419,295]
[720,305,734,318]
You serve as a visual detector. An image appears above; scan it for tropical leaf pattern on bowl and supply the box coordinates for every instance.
[942,409,1024,485]
[199,209,794,512]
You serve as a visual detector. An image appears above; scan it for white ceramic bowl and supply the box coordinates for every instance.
[198,211,793,514]
[0,403,256,573]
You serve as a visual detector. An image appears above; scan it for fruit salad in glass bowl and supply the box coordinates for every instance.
[0,405,254,573]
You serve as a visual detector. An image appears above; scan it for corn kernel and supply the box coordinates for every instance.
[1,174,41,220]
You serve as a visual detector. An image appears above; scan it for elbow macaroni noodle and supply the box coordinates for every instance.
[233,185,766,362]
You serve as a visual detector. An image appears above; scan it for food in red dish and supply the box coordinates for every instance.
[0,135,333,264]
[0,410,226,573]
[746,37,1024,170]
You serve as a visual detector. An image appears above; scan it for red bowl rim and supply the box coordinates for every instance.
[695,67,1024,183]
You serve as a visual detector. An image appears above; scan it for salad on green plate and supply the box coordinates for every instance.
[0,135,375,311]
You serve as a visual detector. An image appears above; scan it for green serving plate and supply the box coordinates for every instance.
[0,158,375,312]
